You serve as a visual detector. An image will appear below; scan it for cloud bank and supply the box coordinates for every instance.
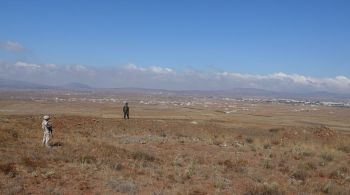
[0,60,349,93]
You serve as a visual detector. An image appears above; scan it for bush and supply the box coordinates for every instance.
[291,168,309,181]
[79,155,97,164]
[22,157,46,169]
[263,159,274,169]
[0,162,17,177]
[107,178,138,194]
[263,143,271,149]
[320,153,334,162]
[337,144,350,153]
[131,151,155,162]
[243,182,284,195]
[218,159,248,173]
[245,137,254,144]
[269,128,282,133]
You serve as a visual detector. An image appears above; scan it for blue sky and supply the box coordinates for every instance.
[0,0,350,91]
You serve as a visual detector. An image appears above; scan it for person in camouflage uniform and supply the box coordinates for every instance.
[123,102,129,119]
[42,115,53,147]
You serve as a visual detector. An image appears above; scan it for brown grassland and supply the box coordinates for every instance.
[0,91,349,194]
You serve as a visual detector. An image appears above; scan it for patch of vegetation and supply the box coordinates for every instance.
[245,137,254,144]
[269,128,283,133]
[243,182,284,195]
[107,178,138,194]
[79,155,97,164]
[263,159,274,169]
[22,156,46,169]
[212,175,228,189]
[302,150,316,157]
[0,162,17,177]
[337,144,350,153]
[263,143,272,149]
[291,168,309,181]
[131,151,155,162]
[270,138,280,145]
[320,152,334,162]
[110,162,123,171]
[219,159,248,173]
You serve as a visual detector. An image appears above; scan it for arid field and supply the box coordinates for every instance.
[0,90,349,194]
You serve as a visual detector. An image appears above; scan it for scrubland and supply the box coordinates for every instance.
[0,91,349,194]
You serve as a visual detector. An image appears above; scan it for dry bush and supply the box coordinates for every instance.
[270,138,281,145]
[110,162,123,171]
[131,151,155,162]
[219,159,248,173]
[211,138,224,146]
[0,162,17,177]
[336,142,350,153]
[79,155,97,164]
[243,182,284,195]
[107,178,138,194]
[189,189,208,195]
[278,166,290,174]
[98,143,128,159]
[263,143,271,149]
[328,166,347,179]
[278,159,289,174]
[269,128,282,133]
[291,168,309,181]
[212,174,228,189]
[320,152,334,162]
[0,129,19,145]
[263,159,274,169]
[318,181,349,195]
[291,144,319,160]
[328,170,343,180]
[302,150,316,157]
[245,137,254,144]
[22,156,47,170]
[305,162,317,171]
[182,162,195,180]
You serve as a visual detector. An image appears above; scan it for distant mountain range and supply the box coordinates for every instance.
[0,78,50,89]
[0,78,349,101]
[0,79,91,90]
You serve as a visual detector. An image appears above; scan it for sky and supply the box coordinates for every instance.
[0,0,350,92]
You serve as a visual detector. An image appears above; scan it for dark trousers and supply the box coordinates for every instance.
[124,112,129,119]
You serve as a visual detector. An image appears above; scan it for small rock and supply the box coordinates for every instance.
[220,143,228,147]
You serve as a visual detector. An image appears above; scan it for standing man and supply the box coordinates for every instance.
[123,102,129,119]
[42,115,53,147]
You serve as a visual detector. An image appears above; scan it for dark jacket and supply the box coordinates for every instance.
[123,105,129,113]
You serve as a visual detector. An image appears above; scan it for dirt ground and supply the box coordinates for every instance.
[0,90,349,194]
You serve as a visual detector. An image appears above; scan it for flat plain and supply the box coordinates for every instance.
[0,90,349,194]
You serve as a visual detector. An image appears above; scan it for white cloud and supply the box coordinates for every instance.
[0,41,25,52]
[45,63,58,69]
[0,60,349,93]
[149,66,174,74]
[125,64,147,72]
[14,61,41,70]
[124,64,174,75]
[65,64,95,75]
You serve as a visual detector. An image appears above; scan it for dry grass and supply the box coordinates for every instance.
[243,182,284,195]
[0,91,350,194]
